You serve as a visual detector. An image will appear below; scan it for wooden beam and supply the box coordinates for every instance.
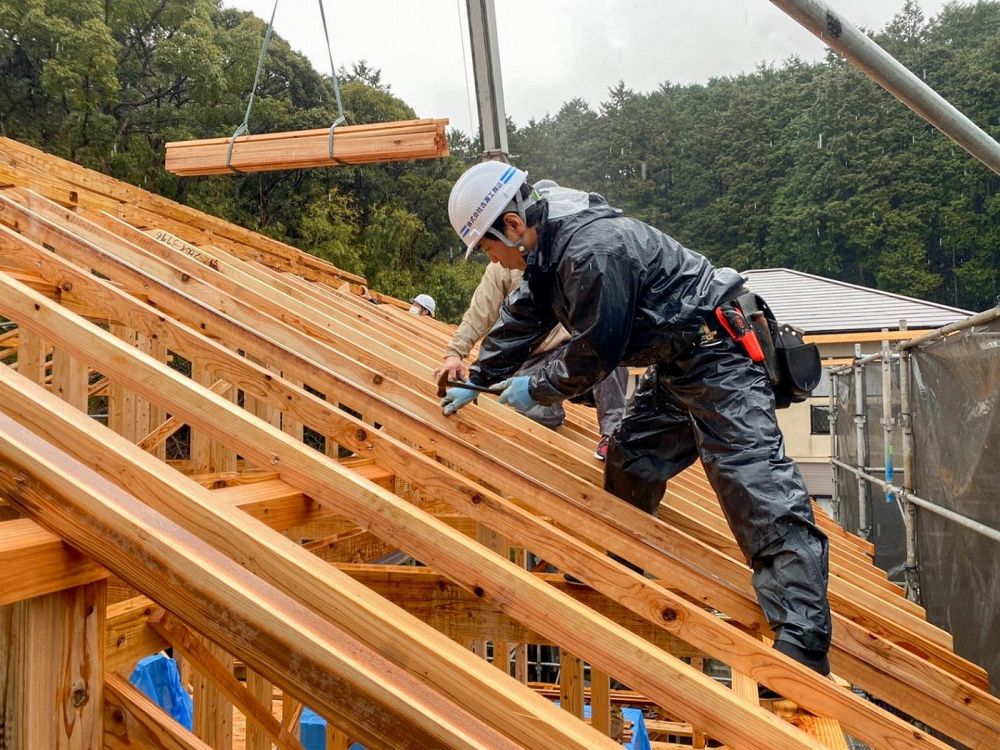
[0,138,366,287]
[0,413,518,750]
[106,596,169,675]
[105,671,213,750]
[803,330,934,344]
[0,518,109,605]
[103,564,704,681]
[165,119,450,176]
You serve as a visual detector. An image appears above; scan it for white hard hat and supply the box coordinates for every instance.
[410,293,436,317]
[448,161,529,258]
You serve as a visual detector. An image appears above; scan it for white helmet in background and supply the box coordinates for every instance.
[448,161,534,258]
[409,293,436,317]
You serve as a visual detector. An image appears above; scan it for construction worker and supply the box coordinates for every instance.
[435,180,628,457]
[409,293,436,317]
[440,161,832,676]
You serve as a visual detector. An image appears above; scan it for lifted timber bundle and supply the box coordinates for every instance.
[164,119,450,176]
[0,137,997,750]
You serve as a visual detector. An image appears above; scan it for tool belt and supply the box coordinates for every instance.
[700,292,822,409]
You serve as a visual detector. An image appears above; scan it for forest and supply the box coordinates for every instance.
[1,0,996,320]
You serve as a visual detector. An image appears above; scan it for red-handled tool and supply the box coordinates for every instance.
[714,305,765,362]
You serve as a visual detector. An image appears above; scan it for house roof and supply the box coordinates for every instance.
[742,268,972,334]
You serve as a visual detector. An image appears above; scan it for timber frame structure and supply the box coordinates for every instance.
[0,137,996,750]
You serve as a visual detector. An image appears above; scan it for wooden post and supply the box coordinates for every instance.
[493,639,510,676]
[192,635,233,750]
[559,649,585,719]
[281,376,305,442]
[590,667,611,735]
[15,327,47,385]
[192,362,236,474]
[245,669,274,750]
[148,336,169,460]
[0,580,106,749]
[688,656,708,747]
[107,325,128,438]
[50,347,88,413]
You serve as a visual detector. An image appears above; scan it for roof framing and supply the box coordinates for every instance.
[0,137,995,750]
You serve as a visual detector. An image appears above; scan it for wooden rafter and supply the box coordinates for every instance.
[0,137,996,750]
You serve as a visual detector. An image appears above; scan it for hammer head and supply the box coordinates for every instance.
[435,369,450,398]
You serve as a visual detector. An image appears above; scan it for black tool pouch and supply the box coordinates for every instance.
[736,292,821,409]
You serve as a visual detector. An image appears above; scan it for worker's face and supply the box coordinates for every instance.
[480,237,526,270]
[478,214,533,270]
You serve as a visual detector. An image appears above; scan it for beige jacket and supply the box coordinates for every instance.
[444,262,570,360]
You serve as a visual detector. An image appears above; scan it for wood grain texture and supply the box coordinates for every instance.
[164,120,449,176]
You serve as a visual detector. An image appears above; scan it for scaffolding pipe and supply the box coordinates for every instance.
[853,344,869,538]
[830,306,1000,377]
[880,333,895,506]
[830,458,1000,544]
[768,0,1000,174]
[829,371,840,524]
[899,304,1000,351]
[898,332,922,602]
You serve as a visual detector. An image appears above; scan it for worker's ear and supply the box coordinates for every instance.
[503,212,525,237]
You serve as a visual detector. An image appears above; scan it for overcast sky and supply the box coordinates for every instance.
[224,0,952,135]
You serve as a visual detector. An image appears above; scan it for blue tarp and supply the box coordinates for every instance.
[129,653,194,730]
[299,704,651,750]
[300,707,363,750]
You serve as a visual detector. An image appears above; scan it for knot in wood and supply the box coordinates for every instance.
[356,429,367,441]
[661,607,678,622]
[470,493,483,504]
[180,273,191,282]
[473,585,485,598]
[70,680,88,708]
[372,374,384,385]
[59,281,72,292]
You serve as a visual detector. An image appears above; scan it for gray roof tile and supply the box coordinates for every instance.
[741,268,973,333]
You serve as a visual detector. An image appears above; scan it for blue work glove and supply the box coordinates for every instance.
[441,386,477,416]
[497,375,538,411]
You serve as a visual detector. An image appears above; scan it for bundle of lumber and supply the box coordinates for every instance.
[165,118,449,176]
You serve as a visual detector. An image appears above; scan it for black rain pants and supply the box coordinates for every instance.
[605,337,832,655]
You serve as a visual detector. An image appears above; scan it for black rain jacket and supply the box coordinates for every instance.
[468,189,744,404]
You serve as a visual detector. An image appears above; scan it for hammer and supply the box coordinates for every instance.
[435,369,506,398]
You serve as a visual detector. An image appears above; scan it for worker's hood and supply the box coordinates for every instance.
[531,189,621,272]
[536,185,592,218]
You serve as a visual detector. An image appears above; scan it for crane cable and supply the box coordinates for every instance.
[226,0,348,173]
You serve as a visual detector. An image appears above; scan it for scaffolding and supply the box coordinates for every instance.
[829,305,1000,694]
